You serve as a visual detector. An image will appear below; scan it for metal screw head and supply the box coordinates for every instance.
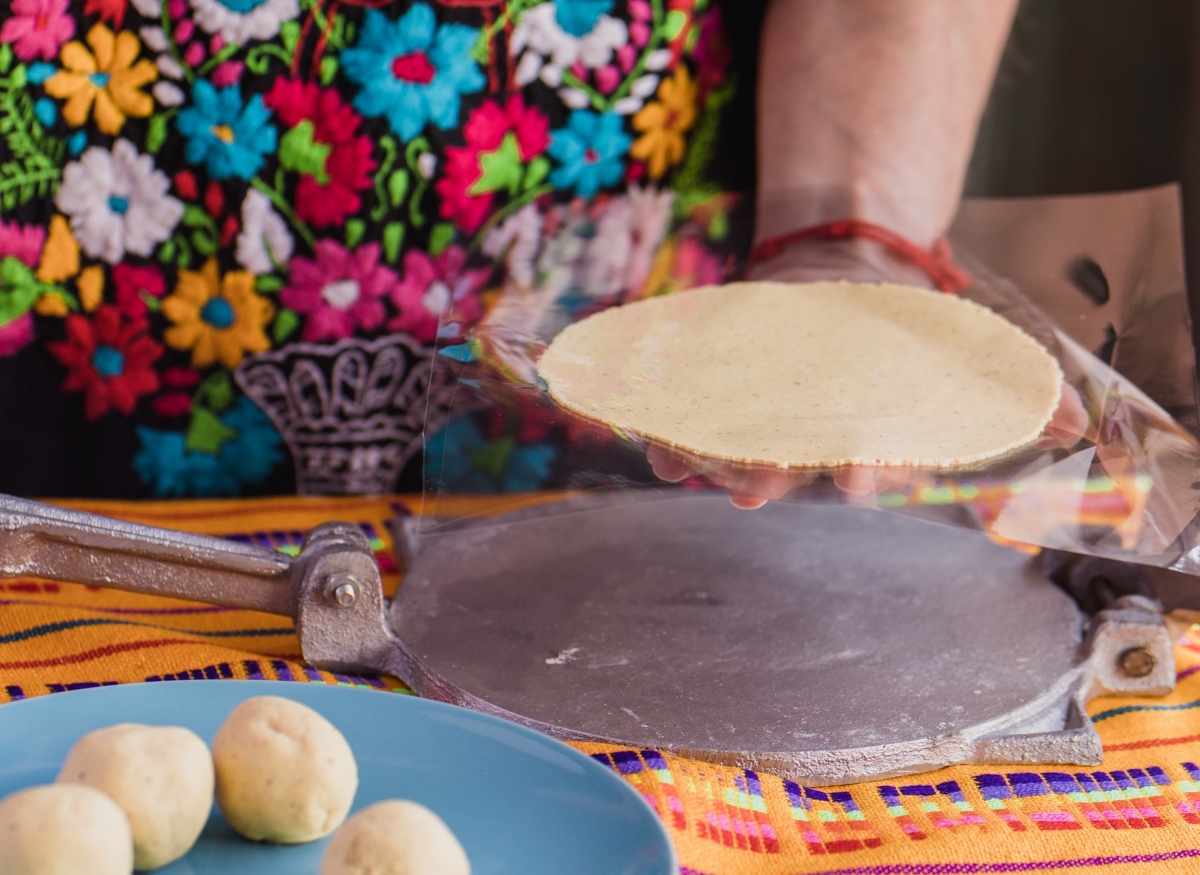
[1119,647,1157,678]
[326,575,359,608]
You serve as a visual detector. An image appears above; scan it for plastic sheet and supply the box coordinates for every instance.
[420,213,1200,578]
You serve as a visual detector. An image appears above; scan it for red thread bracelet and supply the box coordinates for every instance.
[746,220,971,293]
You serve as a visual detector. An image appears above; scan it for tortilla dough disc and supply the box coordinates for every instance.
[537,281,1063,469]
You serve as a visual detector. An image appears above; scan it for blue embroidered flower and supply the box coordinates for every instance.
[341,3,485,142]
[176,80,277,181]
[425,417,555,493]
[548,110,630,199]
[555,0,613,36]
[133,398,285,497]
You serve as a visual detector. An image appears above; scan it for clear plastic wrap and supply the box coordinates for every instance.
[420,199,1200,578]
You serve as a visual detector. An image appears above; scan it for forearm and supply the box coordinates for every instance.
[756,0,1018,247]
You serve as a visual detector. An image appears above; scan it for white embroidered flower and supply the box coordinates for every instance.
[417,152,437,180]
[138,26,168,52]
[511,4,628,88]
[55,139,184,264]
[623,184,674,292]
[130,0,161,16]
[152,81,184,107]
[483,203,543,289]
[579,186,672,298]
[560,88,590,109]
[156,54,184,80]
[188,0,300,47]
[236,189,294,275]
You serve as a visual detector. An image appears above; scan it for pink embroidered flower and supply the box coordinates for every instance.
[0,315,35,357]
[0,221,46,268]
[113,263,166,319]
[671,236,725,287]
[1,0,74,61]
[436,95,549,234]
[693,7,731,99]
[281,240,393,342]
[264,79,376,229]
[388,245,489,343]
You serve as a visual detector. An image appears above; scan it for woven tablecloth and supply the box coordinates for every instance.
[4,496,1200,875]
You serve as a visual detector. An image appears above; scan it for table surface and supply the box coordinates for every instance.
[3,494,1200,875]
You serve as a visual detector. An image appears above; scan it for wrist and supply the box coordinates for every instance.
[753,183,951,251]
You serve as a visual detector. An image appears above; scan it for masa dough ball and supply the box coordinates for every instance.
[321,800,470,875]
[57,723,214,871]
[0,783,133,875]
[212,695,358,843]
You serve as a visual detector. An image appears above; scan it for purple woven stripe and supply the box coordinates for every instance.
[804,849,1200,875]
[1178,664,1200,683]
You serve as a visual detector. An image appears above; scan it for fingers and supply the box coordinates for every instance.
[725,469,814,509]
[833,465,912,497]
[1042,382,1088,448]
[646,444,695,482]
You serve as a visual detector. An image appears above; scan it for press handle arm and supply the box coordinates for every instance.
[0,494,294,616]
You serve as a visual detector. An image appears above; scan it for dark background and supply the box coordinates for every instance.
[966,0,1200,357]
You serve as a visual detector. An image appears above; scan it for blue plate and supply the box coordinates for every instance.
[0,680,676,875]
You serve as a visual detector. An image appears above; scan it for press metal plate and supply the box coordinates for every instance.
[390,492,1169,784]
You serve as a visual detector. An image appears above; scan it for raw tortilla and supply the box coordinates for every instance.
[536,281,1063,469]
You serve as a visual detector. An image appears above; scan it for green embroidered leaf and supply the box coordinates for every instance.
[273,308,301,343]
[196,371,235,413]
[158,239,176,262]
[256,274,285,293]
[191,229,218,257]
[470,31,490,65]
[685,24,699,53]
[345,219,365,249]
[47,288,80,312]
[429,222,454,256]
[320,56,338,86]
[182,204,217,230]
[0,256,39,323]
[387,169,409,207]
[139,291,160,312]
[9,64,25,90]
[522,155,550,191]
[664,9,688,40]
[0,44,12,75]
[279,120,331,184]
[280,20,301,52]
[468,435,514,480]
[708,210,729,242]
[186,407,239,455]
[471,132,523,197]
[383,222,405,263]
[146,114,168,155]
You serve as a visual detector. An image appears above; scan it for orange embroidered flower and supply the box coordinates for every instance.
[162,259,273,368]
[630,66,697,180]
[45,23,157,136]
[35,215,79,283]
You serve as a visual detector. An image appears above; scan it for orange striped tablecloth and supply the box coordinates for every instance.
[4,496,1200,874]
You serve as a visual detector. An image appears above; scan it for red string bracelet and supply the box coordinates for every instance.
[746,219,971,293]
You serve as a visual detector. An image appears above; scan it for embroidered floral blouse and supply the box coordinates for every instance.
[0,0,754,497]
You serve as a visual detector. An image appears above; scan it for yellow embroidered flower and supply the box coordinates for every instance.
[34,295,70,317]
[36,215,79,283]
[162,259,273,368]
[631,66,698,180]
[77,265,104,312]
[45,23,157,136]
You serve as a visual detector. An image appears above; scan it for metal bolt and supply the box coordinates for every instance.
[326,575,359,608]
[1119,647,1157,678]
